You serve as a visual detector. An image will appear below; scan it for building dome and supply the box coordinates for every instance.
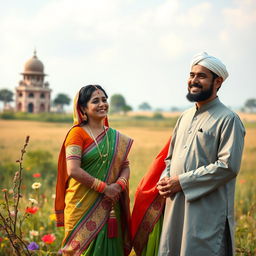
[22,50,45,75]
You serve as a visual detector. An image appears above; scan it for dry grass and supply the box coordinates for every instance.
[0,119,255,254]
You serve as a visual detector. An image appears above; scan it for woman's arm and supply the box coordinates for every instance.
[67,159,122,201]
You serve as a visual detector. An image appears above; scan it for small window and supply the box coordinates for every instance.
[28,93,34,98]
[40,93,45,99]
[19,92,23,97]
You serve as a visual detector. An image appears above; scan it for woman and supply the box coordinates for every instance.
[55,85,133,256]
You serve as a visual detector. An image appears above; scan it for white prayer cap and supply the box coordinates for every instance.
[191,52,229,81]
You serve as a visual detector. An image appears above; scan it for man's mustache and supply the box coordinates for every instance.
[188,83,203,89]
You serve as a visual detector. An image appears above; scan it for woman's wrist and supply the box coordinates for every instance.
[91,178,107,193]
[116,177,128,191]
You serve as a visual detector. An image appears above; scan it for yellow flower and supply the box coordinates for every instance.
[39,226,44,231]
[49,214,56,221]
[31,182,41,190]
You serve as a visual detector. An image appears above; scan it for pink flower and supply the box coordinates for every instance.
[26,206,39,214]
[33,173,41,178]
[41,234,56,244]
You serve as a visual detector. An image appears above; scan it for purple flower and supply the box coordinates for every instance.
[28,242,39,250]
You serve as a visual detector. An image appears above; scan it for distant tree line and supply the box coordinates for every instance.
[1,88,256,113]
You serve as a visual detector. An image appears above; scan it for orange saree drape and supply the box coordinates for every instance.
[131,138,171,255]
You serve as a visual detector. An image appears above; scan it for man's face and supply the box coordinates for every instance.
[186,64,216,102]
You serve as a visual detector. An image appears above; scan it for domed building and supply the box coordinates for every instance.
[15,51,51,113]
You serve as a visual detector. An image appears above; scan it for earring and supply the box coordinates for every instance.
[83,113,87,121]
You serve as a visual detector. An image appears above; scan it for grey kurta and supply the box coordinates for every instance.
[158,97,245,256]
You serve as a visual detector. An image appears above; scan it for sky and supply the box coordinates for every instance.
[0,0,256,111]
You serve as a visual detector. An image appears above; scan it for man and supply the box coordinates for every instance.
[157,52,245,256]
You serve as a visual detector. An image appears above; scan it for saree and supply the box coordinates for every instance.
[55,92,133,256]
[131,138,171,256]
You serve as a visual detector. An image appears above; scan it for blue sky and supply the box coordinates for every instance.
[1,0,255,110]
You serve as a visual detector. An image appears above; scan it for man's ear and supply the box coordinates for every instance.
[215,77,223,90]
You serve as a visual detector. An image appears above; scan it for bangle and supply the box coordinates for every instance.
[91,178,106,193]
[116,177,128,191]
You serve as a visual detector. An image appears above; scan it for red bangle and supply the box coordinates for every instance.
[116,180,126,191]
[98,181,107,193]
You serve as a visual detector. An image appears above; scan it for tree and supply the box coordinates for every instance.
[123,104,133,114]
[138,102,151,111]
[110,94,126,113]
[0,89,13,109]
[244,98,256,113]
[53,93,71,112]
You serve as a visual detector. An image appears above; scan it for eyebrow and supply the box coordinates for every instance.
[190,72,207,76]
[91,96,107,100]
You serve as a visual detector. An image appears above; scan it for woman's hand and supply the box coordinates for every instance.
[104,183,122,202]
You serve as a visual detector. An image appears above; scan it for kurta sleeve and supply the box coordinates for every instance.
[179,115,245,202]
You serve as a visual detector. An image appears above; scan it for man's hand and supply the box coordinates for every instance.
[157,176,182,198]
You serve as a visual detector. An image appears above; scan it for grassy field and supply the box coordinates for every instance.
[0,119,255,255]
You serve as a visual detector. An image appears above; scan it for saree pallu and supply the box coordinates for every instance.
[55,127,133,256]
[131,138,171,256]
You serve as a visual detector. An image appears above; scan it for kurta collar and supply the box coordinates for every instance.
[195,97,220,113]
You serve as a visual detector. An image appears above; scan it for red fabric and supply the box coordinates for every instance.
[131,137,171,240]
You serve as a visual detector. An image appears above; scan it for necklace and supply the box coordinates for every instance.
[87,125,109,159]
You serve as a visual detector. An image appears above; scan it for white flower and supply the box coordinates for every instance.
[29,230,39,237]
[31,182,41,190]
[29,198,38,205]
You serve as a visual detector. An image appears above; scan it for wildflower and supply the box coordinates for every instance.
[31,182,41,190]
[29,198,38,205]
[29,230,39,237]
[58,249,63,255]
[10,210,16,217]
[0,237,3,243]
[26,206,39,214]
[49,214,56,221]
[51,194,56,199]
[41,234,56,244]
[28,242,39,250]
[33,173,41,178]
[239,179,246,184]
[2,188,7,192]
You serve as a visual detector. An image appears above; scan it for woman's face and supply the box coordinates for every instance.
[83,89,109,122]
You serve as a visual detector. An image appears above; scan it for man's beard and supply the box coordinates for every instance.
[186,83,214,102]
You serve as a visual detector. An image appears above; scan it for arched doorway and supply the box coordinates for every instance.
[28,103,34,113]
[17,102,22,111]
[39,103,45,112]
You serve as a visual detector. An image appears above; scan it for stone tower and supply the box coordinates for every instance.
[16,51,51,113]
